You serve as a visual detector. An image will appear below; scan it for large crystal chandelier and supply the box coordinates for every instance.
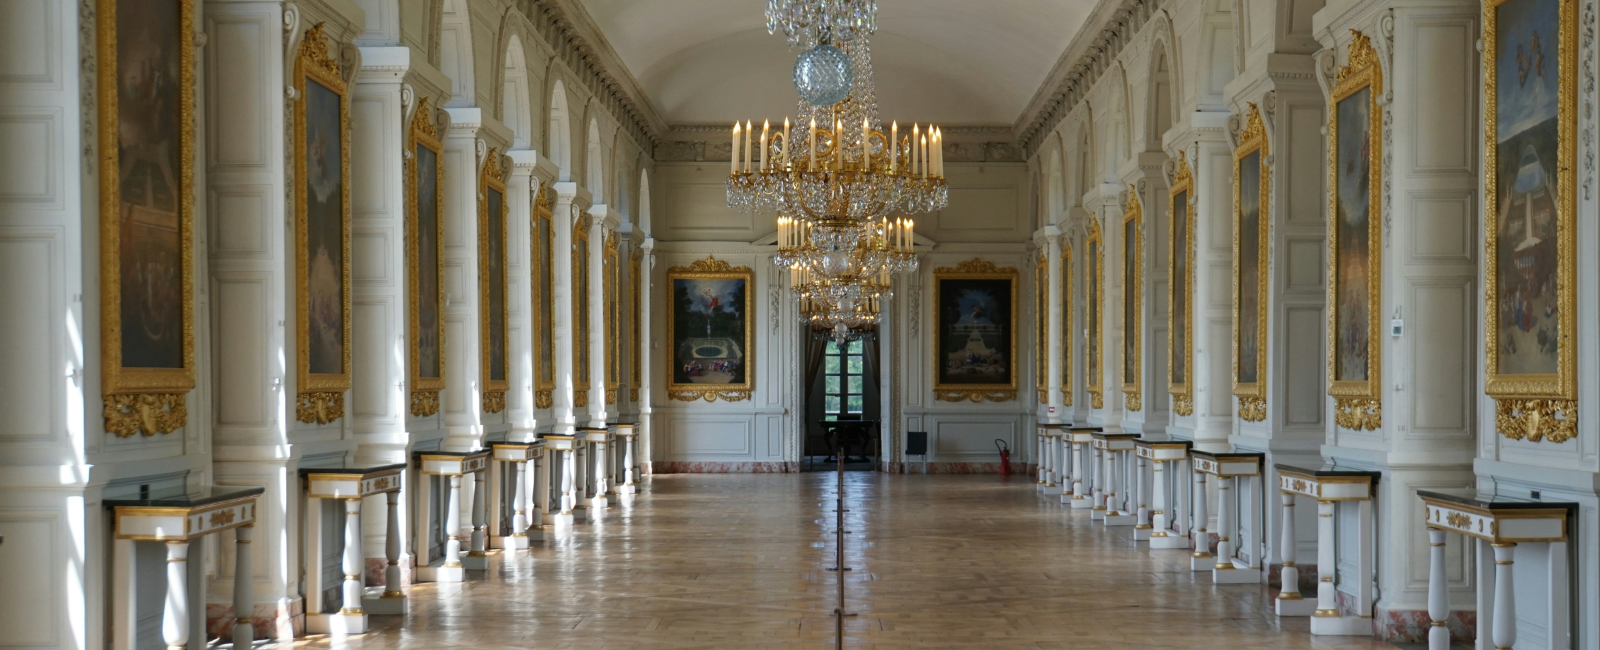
[766,0,877,49]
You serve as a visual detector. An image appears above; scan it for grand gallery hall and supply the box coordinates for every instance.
[3,0,1599,648]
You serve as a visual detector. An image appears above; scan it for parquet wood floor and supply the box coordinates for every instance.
[294,473,1407,649]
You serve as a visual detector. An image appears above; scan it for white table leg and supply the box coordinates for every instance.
[342,500,364,613]
[1427,528,1450,650]
[1477,538,1493,650]
[513,461,528,539]
[1149,460,1182,548]
[233,526,254,647]
[1071,442,1089,508]
[1213,477,1236,574]
[1134,456,1150,540]
[593,442,610,507]
[1036,434,1046,487]
[444,475,463,568]
[1190,471,1210,570]
[1491,543,1516,650]
[163,541,189,650]
[1549,541,1569,650]
[1274,492,1314,615]
[1316,500,1337,616]
[536,450,552,524]
[1091,447,1105,520]
[624,437,637,493]
[560,449,576,517]
[383,490,403,598]
[1058,437,1072,503]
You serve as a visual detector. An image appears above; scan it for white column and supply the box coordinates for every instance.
[444,476,463,567]
[1491,543,1516,650]
[1318,501,1339,617]
[383,492,402,596]
[1045,229,1064,423]
[1427,529,1449,650]
[232,527,255,648]
[552,185,584,435]
[442,108,485,451]
[342,500,363,613]
[636,241,655,475]
[1190,471,1210,570]
[163,541,189,650]
[586,215,609,427]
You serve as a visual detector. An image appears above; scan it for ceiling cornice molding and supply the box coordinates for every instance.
[523,0,671,149]
[1013,0,1157,157]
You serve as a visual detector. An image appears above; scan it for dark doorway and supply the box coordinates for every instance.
[803,336,880,470]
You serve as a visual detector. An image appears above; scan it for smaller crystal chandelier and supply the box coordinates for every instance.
[766,0,877,49]
[793,263,890,331]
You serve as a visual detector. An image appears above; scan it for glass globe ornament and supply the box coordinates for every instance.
[793,44,854,107]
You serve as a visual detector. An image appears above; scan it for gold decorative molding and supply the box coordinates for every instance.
[681,256,743,273]
[1232,102,1269,404]
[297,391,345,424]
[482,390,506,414]
[669,389,752,403]
[534,390,553,409]
[1334,398,1381,431]
[1124,392,1142,413]
[1089,391,1104,409]
[629,388,640,402]
[573,389,588,408]
[1496,399,1577,444]
[533,186,556,400]
[1060,237,1073,406]
[410,95,437,139]
[104,394,188,438]
[298,23,340,78]
[1121,184,1142,411]
[1171,393,1193,417]
[1237,396,1266,422]
[409,390,440,417]
[935,390,1017,403]
[605,388,617,405]
[1087,221,1104,404]
[935,257,1007,274]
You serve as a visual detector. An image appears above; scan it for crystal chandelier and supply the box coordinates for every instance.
[793,263,890,329]
[766,0,878,49]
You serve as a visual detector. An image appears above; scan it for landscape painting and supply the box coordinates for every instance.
[666,258,753,399]
[415,143,442,379]
[1235,150,1262,386]
[1333,86,1374,384]
[303,77,346,377]
[937,278,1013,386]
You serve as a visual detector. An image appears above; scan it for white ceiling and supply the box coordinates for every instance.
[576,0,1095,128]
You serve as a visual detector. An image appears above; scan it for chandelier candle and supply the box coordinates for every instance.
[760,121,770,171]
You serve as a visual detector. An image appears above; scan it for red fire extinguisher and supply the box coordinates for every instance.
[994,439,1011,476]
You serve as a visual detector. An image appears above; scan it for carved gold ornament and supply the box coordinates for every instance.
[932,258,1019,403]
[535,390,553,409]
[1121,186,1143,411]
[665,256,755,403]
[1446,512,1471,531]
[293,23,353,424]
[1232,103,1269,411]
[409,390,440,417]
[1483,0,1579,440]
[408,95,447,416]
[605,388,617,405]
[1090,392,1104,409]
[1167,156,1194,415]
[98,0,197,436]
[482,391,506,414]
[1290,479,1308,493]
[574,389,588,408]
[1326,30,1385,425]
[629,388,640,402]
[1334,398,1382,431]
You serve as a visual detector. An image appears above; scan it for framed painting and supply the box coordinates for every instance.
[573,223,590,408]
[932,258,1018,403]
[1121,187,1143,412]
[293,24,351,425]
[1167,156,1194,416]
[1327,31,1384,431]
[479,149,509,414]
[1035,252,1048,403]
[1232,103,1269,422]
[1484,0,1577,442]
[408,96,446,417]
[605,233,619,405]
[630,248,642,402]
[1059,238,1073,406]
[533,186,555,408]
[97,0,196,437]
[666,256,754,402]
[1087,223,1103,409]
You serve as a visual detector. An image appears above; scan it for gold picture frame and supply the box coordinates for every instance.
[1167,156,1194,416]
[630,248,643,403]
[1232,102,1269,422]
[1087,222,1104,409]
[1327,31,1384,431]
[407,96,446,417]
[604,232,619,405]
[666,256,754,402]
[479,148,509,413]
[1060,238,1073,406]
[573,221,591,408]
[1484,0,1578,443]
[932,258,1018,403]
[98,0,196,436]
[1122,187,1143,412]
[532,186,555,408]
[1036,251,1048,404]
[293,24,352,425]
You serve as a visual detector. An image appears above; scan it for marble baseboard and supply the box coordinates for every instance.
[654,461,800,473]
[206,597,303,641]
[886,461,1031,474]
[1363,599,1475,643]
[1264,562,1320,593]
[366,555,415,588]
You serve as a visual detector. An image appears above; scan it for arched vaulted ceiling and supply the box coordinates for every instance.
[574,0,1096,126]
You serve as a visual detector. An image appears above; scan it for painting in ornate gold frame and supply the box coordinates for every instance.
[1086,222,1103,409]
[1121,187,1143,412]
[479,149,509,414]
[1232,103,1269,423]
[932,258,1018,403]
[630,248,642,402]
[604,232,619,405]
[97,0,196,436]
[1484,0,1578,442]
[294,24,352,425]
[532,186,555,409]
[1327,31,1384,431]
[1059,238,1073,407]
[573,223,590,408]
[1167,156,1194,416]
[407,97,446,417]
[666,256,754,402]
[1035,251,1048,403]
